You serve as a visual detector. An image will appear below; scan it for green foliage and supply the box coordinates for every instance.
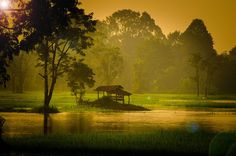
[67,60,95,104]
[32,105,59,113]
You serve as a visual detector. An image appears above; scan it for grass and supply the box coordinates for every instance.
[2,130,215,156]
[209,132,236,156]
[86,96,150,111]
[1,91,236,112]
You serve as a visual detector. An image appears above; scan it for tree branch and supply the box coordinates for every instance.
[38,73,46,79]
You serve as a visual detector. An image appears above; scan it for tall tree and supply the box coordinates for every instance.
[18,0,96,134]
[103,10,165,90]
[85,22,123,86]
[181,19,215,96]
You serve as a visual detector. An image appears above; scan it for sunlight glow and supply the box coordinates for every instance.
[0,0,9,10]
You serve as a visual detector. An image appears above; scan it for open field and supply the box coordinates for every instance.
[1,91,236,112]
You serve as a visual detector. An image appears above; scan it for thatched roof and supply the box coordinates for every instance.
[107,89,132,96]
[95,85,123,92]
[95,85,132,96]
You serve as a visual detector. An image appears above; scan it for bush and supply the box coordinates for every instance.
[209,132,236,156]
[31,106,59,113]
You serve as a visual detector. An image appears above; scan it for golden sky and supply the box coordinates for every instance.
[80,0,236,53]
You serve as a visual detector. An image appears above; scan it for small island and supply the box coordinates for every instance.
[87,85,149,111]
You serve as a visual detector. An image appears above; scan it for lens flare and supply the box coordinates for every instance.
[186,122,200,133]
[0,0,9,10]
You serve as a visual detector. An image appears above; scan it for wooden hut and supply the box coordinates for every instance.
[95,85,132,104]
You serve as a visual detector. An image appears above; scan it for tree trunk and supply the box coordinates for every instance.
[43,40,50,135]
[204,69,211,99]
[196,67,200,97]
[43,59,49,135]
[16,60,24,93]
[43,41,57,135]
[204,82,208,99]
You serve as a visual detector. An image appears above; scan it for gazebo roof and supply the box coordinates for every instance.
[95,85,123,92]
[95,85,132,96]
[107,89,132,96]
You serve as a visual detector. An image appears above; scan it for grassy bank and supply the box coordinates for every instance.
[86,96,150,111]
[0,91,236,112]
[2,130,215,156]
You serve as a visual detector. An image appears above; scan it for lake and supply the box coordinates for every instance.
[1,109,236,137]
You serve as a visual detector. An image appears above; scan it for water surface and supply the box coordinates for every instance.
[1,109,236,137]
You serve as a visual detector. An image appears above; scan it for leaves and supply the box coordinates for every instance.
[67,60,95,104]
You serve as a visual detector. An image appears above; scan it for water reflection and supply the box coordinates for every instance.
[51,113,94,133]
[1,110,236,137]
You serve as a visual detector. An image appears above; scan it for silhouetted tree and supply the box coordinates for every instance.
[67,60,95,104]
[18,0,96,134]
[167,31,182,47]
[213,47,236,94]
[229,47,236,56]
[182,19,215,96]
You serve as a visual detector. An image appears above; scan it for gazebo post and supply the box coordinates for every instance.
[116,94,118,102]
[123,96,125,104]
[128,96,130,104]
[97,91,100,99]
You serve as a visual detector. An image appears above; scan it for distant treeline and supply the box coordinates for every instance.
[3,9,236,95]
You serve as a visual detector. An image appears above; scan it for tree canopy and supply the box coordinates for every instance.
[0,9,20,87]
[181,19,216,96]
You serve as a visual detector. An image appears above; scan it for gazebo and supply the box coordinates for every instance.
[95,85,132,104]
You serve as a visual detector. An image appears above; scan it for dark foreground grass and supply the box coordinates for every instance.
[209,132,236,156]
[1,130,215,156]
